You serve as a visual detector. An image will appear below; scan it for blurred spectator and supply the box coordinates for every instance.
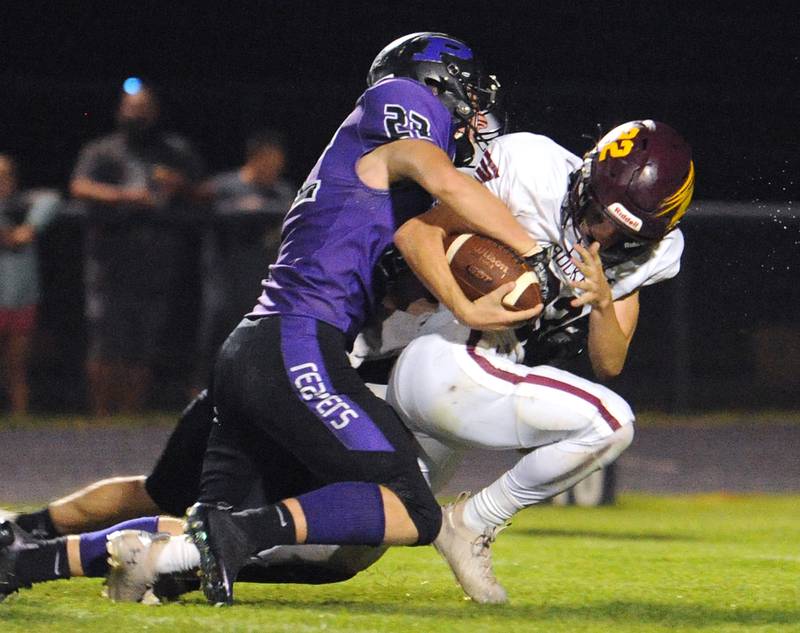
[70,81,205,417]
[0,155,61,415]
[193,129,295,387]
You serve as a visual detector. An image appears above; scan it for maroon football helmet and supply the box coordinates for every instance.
[567,120,695,265]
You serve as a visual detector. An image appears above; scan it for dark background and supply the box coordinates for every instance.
[0,2,797,412]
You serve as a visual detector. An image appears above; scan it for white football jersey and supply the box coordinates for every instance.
[475,132,683,331]
[354,132,684,369]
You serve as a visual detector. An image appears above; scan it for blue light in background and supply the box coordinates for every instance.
[123,77,143,95]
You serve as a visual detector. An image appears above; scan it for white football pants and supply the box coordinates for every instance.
[386,329,635,513]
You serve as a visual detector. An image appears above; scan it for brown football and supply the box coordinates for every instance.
[443,233,543,311]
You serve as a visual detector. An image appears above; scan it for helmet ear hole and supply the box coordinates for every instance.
[423,78,440,93]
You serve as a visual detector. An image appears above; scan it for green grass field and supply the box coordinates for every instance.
[2,494,798,632]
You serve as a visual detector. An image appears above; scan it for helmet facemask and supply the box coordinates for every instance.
[456,108,508,168]
[565,166,658,267]
[449,72,501,166]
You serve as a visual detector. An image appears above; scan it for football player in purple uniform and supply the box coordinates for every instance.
[179,31,547,606]
[0,32,546,605]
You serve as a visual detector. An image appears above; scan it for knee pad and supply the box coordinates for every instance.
[401,491,442,545]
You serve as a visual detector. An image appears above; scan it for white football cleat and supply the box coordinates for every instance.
[433,492,508,604]
[105,530,170,603]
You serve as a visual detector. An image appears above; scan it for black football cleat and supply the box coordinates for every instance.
[184,503,250,606]
[0,520,37,603]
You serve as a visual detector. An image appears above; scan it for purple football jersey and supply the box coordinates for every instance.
[250,78,456,341]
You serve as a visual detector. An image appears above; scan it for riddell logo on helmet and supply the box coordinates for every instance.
[607,203,643,232]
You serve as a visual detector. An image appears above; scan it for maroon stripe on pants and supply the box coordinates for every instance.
[465,337,622,431]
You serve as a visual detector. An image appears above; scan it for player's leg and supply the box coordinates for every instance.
[48,476,159,535]
[390,333,635,490]
[184,316,441,604]
[388,334,635,603]
[388,334,514,603]
[460,363,635,528]
[237,544,388,585]
[13,389,214,539]
[11,475,157,540]
[413,430,466,494]
[434,412,632,605]
[9,383,390,601]
[116,375,395,597]
[0,515,183,601]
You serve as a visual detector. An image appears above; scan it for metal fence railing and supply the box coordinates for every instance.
[611,200,800,412]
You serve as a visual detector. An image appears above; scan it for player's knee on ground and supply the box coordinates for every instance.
[326,544,389,577]
[237,544,388,585]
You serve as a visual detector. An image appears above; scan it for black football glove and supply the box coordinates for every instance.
[523,320,589,368]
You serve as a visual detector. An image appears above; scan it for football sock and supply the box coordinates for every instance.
[229,502,297,552]
[465,426,634,531]
[15,537,70,585]
[79,516,159,577]
[463,479,518,532]
[464,443,606,531]
[154,535,201,574]
[14,508,59,539]
[297,482,385,545]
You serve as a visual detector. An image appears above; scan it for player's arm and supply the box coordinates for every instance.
[71,177,154,207]
[393,203,540,330]
[359,138,539,256]
[569,242,639,380]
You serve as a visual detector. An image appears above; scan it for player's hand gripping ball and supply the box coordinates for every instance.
[444,233,543,310]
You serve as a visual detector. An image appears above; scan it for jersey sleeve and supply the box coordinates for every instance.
[609,229,684,299]
[356,78,454,156]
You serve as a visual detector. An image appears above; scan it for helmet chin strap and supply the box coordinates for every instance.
[598,241,655,267]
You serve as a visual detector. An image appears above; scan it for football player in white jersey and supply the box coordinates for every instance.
[388,119,695,603]
[0,121,693,607]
